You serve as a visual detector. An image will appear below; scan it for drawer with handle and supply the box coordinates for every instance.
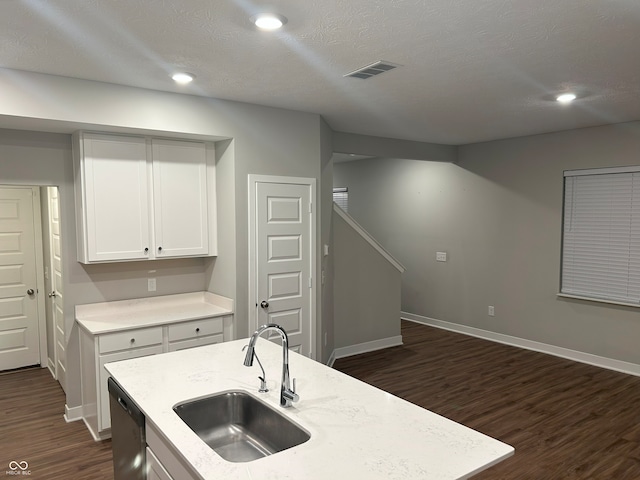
[168,317,224,342]
[99,327,163,354]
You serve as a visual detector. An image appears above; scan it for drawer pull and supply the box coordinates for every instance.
[130,338,135,344]
[195,328,200,333]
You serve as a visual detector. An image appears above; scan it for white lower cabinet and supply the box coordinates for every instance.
[147,447,174,480]
[147,423,198,480]
[79,315,230,440]
[98,345,163,431]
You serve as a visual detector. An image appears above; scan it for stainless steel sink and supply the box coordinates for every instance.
[173,391,310,463]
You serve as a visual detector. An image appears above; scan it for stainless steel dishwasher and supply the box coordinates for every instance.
[108,377,146,480]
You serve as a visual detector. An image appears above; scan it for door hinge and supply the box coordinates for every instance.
[309,202,312,213]
[308,277,312,288]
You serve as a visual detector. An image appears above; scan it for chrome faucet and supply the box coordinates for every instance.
[243,324,299,407]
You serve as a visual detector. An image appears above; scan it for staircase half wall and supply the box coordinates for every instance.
[333,203,405,360]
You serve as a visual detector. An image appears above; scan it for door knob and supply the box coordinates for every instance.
[48,291,57,298]
[27,289,35,295]
[260,300,269,309]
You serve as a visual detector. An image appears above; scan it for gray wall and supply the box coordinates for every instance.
[0,69,328,410]
[334,121,640,365]
[333,211,402,348]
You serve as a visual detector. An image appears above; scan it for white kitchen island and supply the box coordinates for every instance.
[105,338,513,480]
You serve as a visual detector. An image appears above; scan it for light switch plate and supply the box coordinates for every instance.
[436,252,447,262]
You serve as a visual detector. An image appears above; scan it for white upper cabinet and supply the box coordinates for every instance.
[151,139,208,258]
[74,132,216,263]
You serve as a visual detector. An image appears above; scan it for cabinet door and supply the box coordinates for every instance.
[83,134,151,261]
[98,345,163,431]
[147,448,174,480]
[151,139,208,258]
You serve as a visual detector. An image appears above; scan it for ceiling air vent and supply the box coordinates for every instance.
[344,60,401,79]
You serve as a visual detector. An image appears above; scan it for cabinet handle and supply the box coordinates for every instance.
[195,327,200,333]
[158,246,163,252]
[144,247,149,254]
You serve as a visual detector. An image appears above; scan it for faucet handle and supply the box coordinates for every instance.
[283,378,299,405]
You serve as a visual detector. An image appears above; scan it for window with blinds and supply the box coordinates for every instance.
[333,187,348,212]
[561,167,640,305]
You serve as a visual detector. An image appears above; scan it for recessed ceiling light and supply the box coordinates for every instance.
[251,13,287,30]
[556,93,577,104]
[171,72,195,85]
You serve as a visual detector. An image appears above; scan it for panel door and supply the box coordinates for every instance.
[151,139,208,258]
[0,187,40,370]
[147,447,174,480]
[83,134,150,261]
[48,187,66,390]
[256,182,311,355]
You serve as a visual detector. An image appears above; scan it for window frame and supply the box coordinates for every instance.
[559,165,640,308]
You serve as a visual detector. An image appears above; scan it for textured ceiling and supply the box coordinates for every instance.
[1,0,639,145]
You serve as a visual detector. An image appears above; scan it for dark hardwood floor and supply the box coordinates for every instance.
[2,321,640,479]
[335,320,640,479]
[0,367,113,479]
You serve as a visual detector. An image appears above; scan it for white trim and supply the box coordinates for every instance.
[333,203,405,273]
[64,404,83,423]
[401,311,640,377]
[248,174,317,360]
[47,358,56,379]
[82,417,111,441]
[333,335,403,360]
[557,292,640,309]
[326,350,336,368]
[31,187,49,368]
[564,165,640,177]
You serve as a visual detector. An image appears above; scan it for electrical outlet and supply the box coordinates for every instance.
[488,305,495,316]
[148,278,157,292]
[436,252,447,262]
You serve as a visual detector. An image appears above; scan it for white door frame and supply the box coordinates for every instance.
[33,188,47,368]
[248,174,317,360]
[0,186,48,369]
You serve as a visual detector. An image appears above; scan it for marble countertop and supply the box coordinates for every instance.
[75,291,234,334]
[105,339,513,479]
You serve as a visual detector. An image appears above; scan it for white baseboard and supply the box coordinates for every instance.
[47,359,56,379]
[326,350,337,368]
[333,335,403,361]
[82,418,111,442]
[64,404,83,423]
[401,311,640,377]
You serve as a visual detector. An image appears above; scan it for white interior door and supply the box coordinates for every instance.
[250,176,315,357]
[48,187,66,390]
[0,187,40,370]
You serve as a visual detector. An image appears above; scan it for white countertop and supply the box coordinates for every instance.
[105,339,513,479]
[75,292,234,334]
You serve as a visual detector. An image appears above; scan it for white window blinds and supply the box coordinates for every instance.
[562,168,640,304]
[333,188,348,212]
